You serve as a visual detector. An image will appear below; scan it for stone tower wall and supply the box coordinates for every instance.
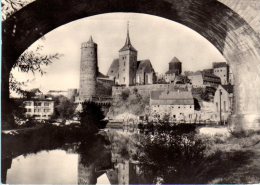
[118,50,137,86]
[79,41,97,100]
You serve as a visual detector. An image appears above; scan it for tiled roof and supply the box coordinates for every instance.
[222,84,234,94]
[136,59,154,73]
[150,90,194,105]
[169,57,181,64]
[107,59,119,77]
[97,72,109,78]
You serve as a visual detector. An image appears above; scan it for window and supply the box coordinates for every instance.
[27,108,31,112]
[178,106,180,109]
[123,77,125,82]
[124,61,126,66]
[26,102,32,106]
[44,102,49,106]
[35,102,41,106]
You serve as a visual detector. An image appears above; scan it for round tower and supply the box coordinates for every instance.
[169,57,182,75]
[79,36,98,101]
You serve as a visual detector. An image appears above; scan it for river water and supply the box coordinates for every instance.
[2,127,226,184]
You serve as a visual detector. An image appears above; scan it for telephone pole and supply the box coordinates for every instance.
[219,89,222,124]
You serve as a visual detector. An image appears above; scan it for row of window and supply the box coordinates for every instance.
[214,69,226,73]
[153,105,193,109]
[25,102,51,106]
[27,108,51,113]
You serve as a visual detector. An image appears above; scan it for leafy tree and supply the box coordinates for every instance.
[79,102,106,133]
[121,89,130,100]
[2,0,34,20]
[138,132,207,184]
[10,46,62,97]
[51,95,76,121]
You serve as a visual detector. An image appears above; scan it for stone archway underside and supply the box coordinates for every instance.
[3,0,260,131]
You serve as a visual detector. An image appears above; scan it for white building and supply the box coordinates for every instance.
[24,98,54,120]
[213,84,234,122]
[187,71,221,87]
[150,90,194,122]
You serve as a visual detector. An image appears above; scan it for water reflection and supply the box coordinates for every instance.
[2,126,248,184]
[3,130,146,184]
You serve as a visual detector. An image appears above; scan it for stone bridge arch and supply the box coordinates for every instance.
[2,0,260,131]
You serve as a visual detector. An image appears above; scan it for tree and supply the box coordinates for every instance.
[2,0,34,20]
[10,46,62,97]
[138,132,207,184]
[51,95,76,121]
[79,102,106,133]
[2,0,62,129]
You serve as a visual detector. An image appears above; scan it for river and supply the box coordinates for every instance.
[2,126,233,184]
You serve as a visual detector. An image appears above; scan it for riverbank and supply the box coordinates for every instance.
[2,124,102,160]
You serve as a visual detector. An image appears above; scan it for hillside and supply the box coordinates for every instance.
[107,88,150,119]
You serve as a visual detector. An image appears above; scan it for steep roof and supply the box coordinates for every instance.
[97,72,109,78]
[169,57,181,64]
[107,59,119,77]
[150,90,194,105]
[119,25,137,52]
[222,84,234,94]
[136,59,155,73]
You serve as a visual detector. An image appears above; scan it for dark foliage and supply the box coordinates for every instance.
[138,131,207,184]
[79,101,107,133]
[121,89,130,100]
[50,95,76,121]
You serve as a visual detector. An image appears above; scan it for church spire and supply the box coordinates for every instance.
[119,21,137,52]
[125,21,131,45]
[88,35,93,43]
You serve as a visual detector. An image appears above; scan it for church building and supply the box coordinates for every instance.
[107,23,156,86]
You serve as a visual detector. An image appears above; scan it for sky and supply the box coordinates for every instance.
[12,13,226,94]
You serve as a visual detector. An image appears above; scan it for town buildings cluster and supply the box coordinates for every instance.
[22,23,234,124]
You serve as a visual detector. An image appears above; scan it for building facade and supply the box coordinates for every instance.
[150,90,194,121]
[213,84,234,121]
[136,60,156,85]
[187,71,221,87]
[118,26,138,86]
[107,24,156,86]
[24,98,54,120]
[213,62,230,85]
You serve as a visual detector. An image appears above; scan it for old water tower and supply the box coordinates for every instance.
[79,36,98,101]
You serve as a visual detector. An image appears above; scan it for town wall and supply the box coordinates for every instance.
[112,84,190,97]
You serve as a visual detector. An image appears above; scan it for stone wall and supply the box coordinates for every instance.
[79,41,97,100]
[112,84,190,97]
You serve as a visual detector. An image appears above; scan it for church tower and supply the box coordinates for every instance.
[79,36,98,101]
[118,22,138,86]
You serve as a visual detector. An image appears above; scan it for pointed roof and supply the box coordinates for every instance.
[119,22,137,52]
[136,60,155,73]
[107,58,119,77]
[169,57,181,64]
[87,35,95,44]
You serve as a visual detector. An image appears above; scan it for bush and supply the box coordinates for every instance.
[79,101,106,133]
[121,89,130,100]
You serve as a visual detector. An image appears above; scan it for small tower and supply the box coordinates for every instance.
[118,22,138,86]
[79,36,98,101]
